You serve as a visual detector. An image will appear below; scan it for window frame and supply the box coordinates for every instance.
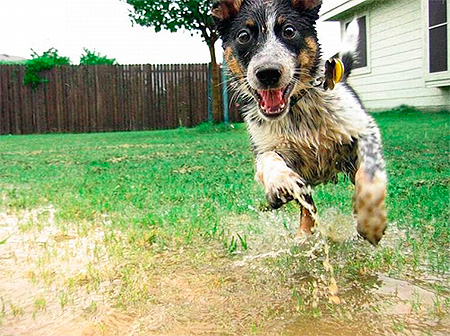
[423,0,450,87]
[342,12,372,76]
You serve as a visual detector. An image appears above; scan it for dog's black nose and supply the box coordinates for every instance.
[255,65,283,87]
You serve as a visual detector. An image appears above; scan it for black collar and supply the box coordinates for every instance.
[289,89,308,107]
[289,77,324,108]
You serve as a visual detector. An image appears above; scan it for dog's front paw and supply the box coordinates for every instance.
[265,170,306,209]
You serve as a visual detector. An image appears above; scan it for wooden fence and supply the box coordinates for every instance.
[0,64,242,135]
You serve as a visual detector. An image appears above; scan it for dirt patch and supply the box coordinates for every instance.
[0,207,123,336]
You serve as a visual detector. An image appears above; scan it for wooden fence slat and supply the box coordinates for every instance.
[147,64,152,129]
[0,65,6,134]
[5,66,15,132]
[0,66,10,134]
[141,65,148,129]
[154,64,161,129]
[138,65,144,130]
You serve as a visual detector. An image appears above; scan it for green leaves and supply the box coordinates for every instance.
[80,48,117,65]
[24,48,71,88]
[125,0,217,43]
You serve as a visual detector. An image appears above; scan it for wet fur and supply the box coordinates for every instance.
[213,0,387,244]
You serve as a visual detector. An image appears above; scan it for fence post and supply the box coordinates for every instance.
[207,63,213,122]
[222,60,229,124]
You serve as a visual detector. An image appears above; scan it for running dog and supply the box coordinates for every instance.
[212,0,387,245]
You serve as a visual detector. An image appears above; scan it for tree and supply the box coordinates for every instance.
[124,0,223,123]
[80,48,117,65]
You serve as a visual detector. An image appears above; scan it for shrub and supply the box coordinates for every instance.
[79,48,116,65]
[24,48,71,88]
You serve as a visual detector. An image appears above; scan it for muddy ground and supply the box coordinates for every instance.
[1,207,449,336]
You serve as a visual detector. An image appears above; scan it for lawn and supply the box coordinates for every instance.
[0,108,449,335]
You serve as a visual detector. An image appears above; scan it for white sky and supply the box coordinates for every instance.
[0,0,340,64]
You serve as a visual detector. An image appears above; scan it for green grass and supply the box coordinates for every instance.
[0,123,258,241]
[1,110,449,263]
[0,108,449,333]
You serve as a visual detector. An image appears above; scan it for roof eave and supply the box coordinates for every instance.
[320,0,375,21]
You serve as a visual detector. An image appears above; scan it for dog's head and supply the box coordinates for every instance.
[213,0,322,121]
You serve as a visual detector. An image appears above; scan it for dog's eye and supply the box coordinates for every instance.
[282,25,297,39]
[237,29,251,44]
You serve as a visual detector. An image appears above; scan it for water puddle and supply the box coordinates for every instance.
[281,272,450,336]
[229,208,450,336]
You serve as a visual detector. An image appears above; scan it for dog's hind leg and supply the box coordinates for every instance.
[353,124,388,245]
[296,194,317,238]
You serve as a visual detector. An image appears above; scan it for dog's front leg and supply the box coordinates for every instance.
[256,152,305,209]
[354,129,388,245]
[256,152,315,236]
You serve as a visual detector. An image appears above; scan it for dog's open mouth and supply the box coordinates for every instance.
[254,84,294,119]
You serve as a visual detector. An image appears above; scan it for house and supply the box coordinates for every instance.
[321,0,450,111]
[0,54,26,62]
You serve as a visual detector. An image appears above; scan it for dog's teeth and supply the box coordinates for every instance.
[280,103,286,109]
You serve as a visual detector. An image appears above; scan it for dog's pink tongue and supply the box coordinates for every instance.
[259,89,284,112]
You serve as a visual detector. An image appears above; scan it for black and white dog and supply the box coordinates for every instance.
[212,0,387,245]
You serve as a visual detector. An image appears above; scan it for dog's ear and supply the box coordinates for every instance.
[211,0,243,21]
[291,0,322,10]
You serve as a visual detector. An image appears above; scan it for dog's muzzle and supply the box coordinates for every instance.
[250,64,294,120]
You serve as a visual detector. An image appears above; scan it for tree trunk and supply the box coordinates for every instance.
[208,42,222,123]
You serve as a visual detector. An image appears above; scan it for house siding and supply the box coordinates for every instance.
[339,0,450,111]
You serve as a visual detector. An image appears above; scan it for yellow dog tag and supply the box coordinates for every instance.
[324,58,345,90]
[333,58,344,84]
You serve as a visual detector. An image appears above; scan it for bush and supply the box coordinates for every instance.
[24,48,71,88]
[79,48,116,65]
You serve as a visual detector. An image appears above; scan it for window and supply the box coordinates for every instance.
[428,0,448,73]
[425,0,450,86]
[354,16,368,69]
[345,15,369,72]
